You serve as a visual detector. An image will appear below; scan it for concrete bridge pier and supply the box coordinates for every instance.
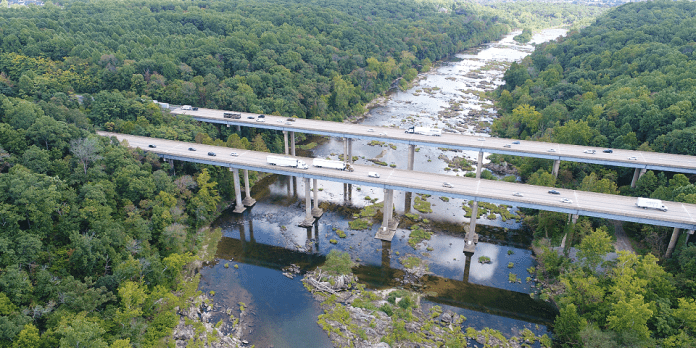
[463,251,473,283]
[236,125,241,132]
[299,178,315,227]
[290,131,296,156]
[631,168,647,188]
[476,151,483,179]
[375,189,397,241]
[408,144,415,170]
[168,159,175,176]
[283,131,289,155]
[347,138,353,164]
[552,159,561,178]
[464,201,479,254]
[231,168,246,213]
[312,178,323,218]
[665,227,690,258]
[404,192,412,213]
[242,169,256,206]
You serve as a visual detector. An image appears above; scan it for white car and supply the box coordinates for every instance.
[513,192,523,197]
[367,129,375,132]
[379,132,387,136]
[256,118,265,122]
[230,152,239,157]
[584,150,596,154]
[368,172,380,178]
[181,105,192,110]
[548,149,556,152]
[504,144,511,148]
[442,182,454,188]
[561,198,572,204]
[628,157,637,160]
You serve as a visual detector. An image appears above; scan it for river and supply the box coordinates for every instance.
[198,28,568,348]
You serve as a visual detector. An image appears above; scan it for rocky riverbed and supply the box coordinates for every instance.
[302,268,552,348]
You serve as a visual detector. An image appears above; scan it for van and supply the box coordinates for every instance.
[368,172,380,178]
[182,105,192,110]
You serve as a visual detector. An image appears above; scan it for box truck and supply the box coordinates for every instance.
[267,156,308,169]
[405,126,441,136]
[636,198,668,212]
[313,158,349,170]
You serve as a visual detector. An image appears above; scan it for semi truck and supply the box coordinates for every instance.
[312,158,352,171]
[405,126,442,136]
[267,156,308,169]
[636,198,668,212]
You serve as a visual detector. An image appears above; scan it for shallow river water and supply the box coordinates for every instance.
[198,29,567,348]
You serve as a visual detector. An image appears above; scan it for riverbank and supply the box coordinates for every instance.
[302,256,552,348]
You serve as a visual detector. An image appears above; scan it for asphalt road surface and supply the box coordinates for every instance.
[171,107,696,174]
[98,131,696,230]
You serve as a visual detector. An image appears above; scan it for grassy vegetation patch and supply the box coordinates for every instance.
[348,219,371,230]
[413,196,432,213]
[408,224,432,249]
[298,142,318,150]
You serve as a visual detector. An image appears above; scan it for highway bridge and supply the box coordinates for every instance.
[171,107,696,186]
[99,131,696,255]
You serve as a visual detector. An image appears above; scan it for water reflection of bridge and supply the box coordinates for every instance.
[215,219,556,325]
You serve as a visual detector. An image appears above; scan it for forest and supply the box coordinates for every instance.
[489,1,696,347]
[0,0,513,346]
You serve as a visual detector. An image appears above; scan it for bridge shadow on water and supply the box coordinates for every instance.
[214,231,557,326]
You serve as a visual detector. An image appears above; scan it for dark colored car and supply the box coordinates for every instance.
[208,152,216,156]
[148,144,156,148]
[247,116,255,119]
[258,114,265,118]
[512,141,520,144]
[188,147,196,151]
[548,190,560,195]
[603,149,613,153]
[192,107,198,111]
[286,118,296,122]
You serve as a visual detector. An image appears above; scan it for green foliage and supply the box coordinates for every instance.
[513,28,533,44]
[554,304,587,348]
[320,250,354,276]
[413,196,432,213]
[478,256,491,264]
[577,226,614,270]
[407,224,432,249]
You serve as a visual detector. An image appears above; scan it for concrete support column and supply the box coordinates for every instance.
[347,138,353,164]
[231,168,245,213]
[290,131,296,156]
[687,230,695,246]
[552,159,561,178]
[408,145,415,171]
[464,202,478,253]
[300,178,314,227]
[242,169,256,206]
[382,189,394,228]
[312,178,323,218]
[236,125,241,132]
[631,168,647,188]
[666,227,681,258]
[283,131,289,155]
[571,214,578,224]
[168,159,175,176]
[343,138,348,163]
[476,151,483,179]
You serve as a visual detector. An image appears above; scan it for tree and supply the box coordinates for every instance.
[26,116,71,151]
[577,227,613,271]
[554,304,587,348]
[12,324,40,348]
[580,173,618,194]
[114,281,146,330]
[70,137,103,175]
[607,295,653,343]
[57,314,108,348]
[250,133,269,152]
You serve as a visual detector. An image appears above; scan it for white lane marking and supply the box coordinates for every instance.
[682,204,694,222]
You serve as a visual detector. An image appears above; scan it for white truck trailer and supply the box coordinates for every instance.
[405,126,442,136]
[636,197,668,212]
[312,158,348,170]
[267,156,308,169]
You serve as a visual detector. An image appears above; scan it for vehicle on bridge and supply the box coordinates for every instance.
[267,156,309,169]
[405,126,442,136]
[636,197,668,212]
[312,158,352,171]
[223,112,241,119]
